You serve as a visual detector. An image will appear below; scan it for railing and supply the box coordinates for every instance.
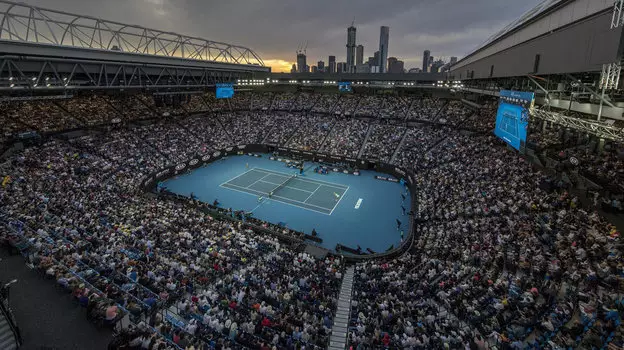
[0,0,264,66]
[0,286,21,348]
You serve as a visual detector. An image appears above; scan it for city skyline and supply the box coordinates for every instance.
[14,0,543,72]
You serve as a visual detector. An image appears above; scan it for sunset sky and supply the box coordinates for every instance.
[18,0,543,72]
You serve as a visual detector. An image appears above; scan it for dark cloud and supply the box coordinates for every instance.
[17,0,543,71]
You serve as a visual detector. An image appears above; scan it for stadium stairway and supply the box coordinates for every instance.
[329,265,354,350]
[357,123,374,159]
[0,309,18,350]
[390,128,409,164]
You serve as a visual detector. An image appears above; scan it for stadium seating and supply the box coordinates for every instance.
[1,91,623,349]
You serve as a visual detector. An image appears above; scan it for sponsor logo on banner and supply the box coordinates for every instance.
[202,154,211,162]
[343,170,349,174]
[237,145,246,149]
[375,175,399,183]
[394,167,406,177]
[333,168,339,172]
[213,151,221,157]
[225,147,233,152]
[269,157,275,161]
[353,171,360,176]
[175,163,186,171]
[569,157,579,166]
[189,159,199,166]
[354,198,363,209]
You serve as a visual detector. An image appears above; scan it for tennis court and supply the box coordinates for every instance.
[220,168,348,215]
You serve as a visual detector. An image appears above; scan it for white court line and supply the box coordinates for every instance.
[253,167,349,190]
[255,180,315,194]
[329,186,349,216]
[222,182,334,212]
[219,167,264,187]
[220,183,331,215]
[302,183,322,203]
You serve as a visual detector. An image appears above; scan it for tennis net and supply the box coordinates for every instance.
[269,174,297,196]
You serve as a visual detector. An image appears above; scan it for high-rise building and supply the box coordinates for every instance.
[291,64,297,73]
[378,26,389,73]
[346,25,357,73]
[297,53,307,73]
[311,65,318,73]
[356,45,364,66]
[422,50,431,72]
[431,59,445,73]
[387,57,404,73]
[317,60,325,72]
[337,62,346,73]
[328,55,336,74]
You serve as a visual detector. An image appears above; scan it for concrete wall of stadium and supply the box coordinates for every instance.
[448,10,623,79]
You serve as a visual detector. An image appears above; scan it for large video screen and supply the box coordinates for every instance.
[338,82,352,92]
[494,90,534,151]
[216,83,234,99]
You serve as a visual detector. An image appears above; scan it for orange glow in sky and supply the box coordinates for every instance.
[263,59,295,73]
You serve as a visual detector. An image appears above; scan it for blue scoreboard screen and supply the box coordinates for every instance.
[338,82,352,92]
[216,83,234,99]
[494,90,534,151]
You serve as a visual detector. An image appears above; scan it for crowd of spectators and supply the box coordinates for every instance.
[361,123,406,163]
[229,92,252,111]
[2,92,624,350]
[437,100,474,126]
[0,122,344,349]
[287,114,333,151]
[355,95,383,117]
[219,112,275,145]
[272,93,296,111]
[320,118,370,158]
[394,125,449,171]
[379,96,411,119]
[351,131,624,349]
[292,93,319,112]
[251,92,274,111]
[407,98,446,121]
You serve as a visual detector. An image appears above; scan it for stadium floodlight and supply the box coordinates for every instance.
[9,83,14,87]
[33,83,37,87]
[8,76,13,81]
[46,83,50,87]
[31,77,36,81]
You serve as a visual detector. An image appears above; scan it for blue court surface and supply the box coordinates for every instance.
[161,154,410,252]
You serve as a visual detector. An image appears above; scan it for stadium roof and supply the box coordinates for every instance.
[465,0,567,60]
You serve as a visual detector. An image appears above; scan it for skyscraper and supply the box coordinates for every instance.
[378,26,389,73]
[337,62,346,73]
[297,53,307,73]
[346,25,357,73]
[356,45,364,66]
[291,64,297,73]
[422,50,430,72]
[387,57,404,73]
[317,60,325,72]
[328,55,336,74]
